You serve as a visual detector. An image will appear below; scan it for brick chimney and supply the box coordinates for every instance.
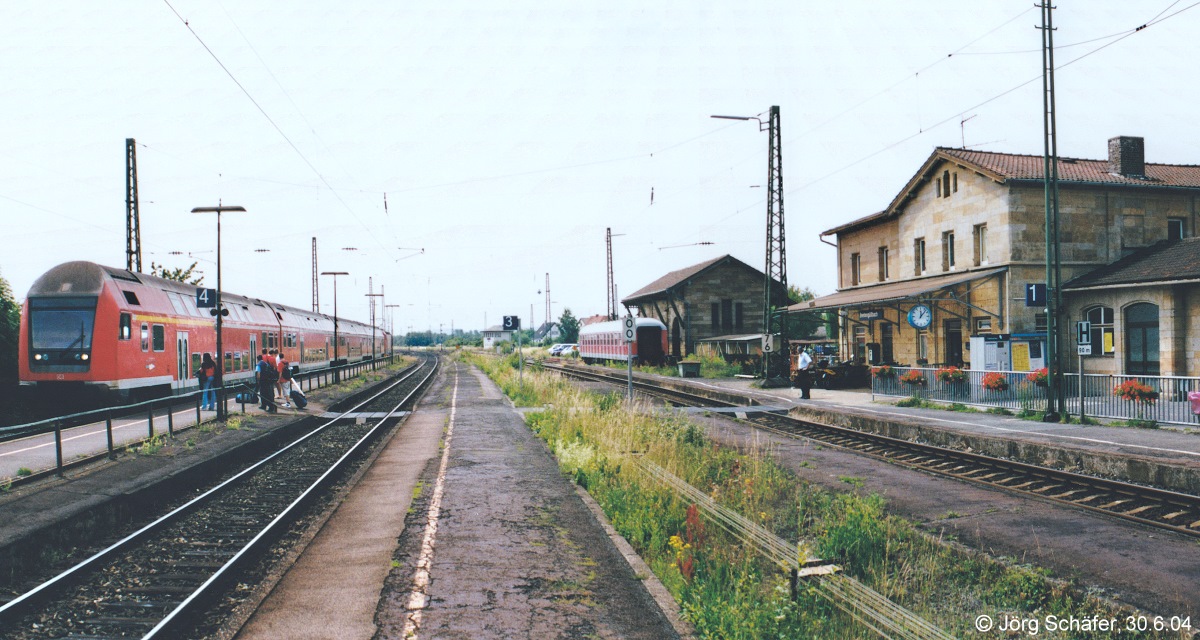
[1108,136,1145,177]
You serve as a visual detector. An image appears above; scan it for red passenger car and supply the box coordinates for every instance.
[578,318,668,365]
[19,262,387,398]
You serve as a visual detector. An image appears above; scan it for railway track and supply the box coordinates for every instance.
[544,362,1200,539]
[0,354,439,639]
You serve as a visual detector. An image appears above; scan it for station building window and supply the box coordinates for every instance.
[941,231,955,271]
[914,238,927,275]
[850,252,861,286]
[1084,306,1115,355]
[877,246,889,281]
[973,224,988,266]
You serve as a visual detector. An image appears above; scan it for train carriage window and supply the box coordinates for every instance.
[225,352,233,373]
[181,294,201,317]
[141,323,150,351]
[166,292,187,316]
[152,325,166,352]
[120,313,132,340]
[191,353,202,376]
[123,290,140,305]
[234,351,243,371]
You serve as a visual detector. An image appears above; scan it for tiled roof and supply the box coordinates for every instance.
[823,146,1200,236]
[1063,238,1200,289]
[940,147,1200,188]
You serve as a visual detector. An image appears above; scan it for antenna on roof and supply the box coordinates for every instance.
[960,114,977,149]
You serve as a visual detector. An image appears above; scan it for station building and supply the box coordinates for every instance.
[790,136,1200,375]
[622,254,787,360]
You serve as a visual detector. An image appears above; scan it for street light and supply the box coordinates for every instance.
[192,203,246,421]
[321,271,349,380]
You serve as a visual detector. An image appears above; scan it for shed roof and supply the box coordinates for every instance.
[1063,238,1200,290]
[623,254,781,304]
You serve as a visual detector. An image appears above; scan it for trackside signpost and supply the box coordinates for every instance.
[504,315,522,384]
[624,315,636,401]
[1077,320,1091,422]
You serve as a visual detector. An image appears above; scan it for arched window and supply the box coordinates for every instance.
[1084,306,1114,355]
[1124,303,1159,375]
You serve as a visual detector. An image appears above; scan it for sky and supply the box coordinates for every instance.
[2,1,1198,335]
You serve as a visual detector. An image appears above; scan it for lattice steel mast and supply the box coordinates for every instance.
[125,138,142,272]
[1039,2,1064,421]
[763,106,788,380]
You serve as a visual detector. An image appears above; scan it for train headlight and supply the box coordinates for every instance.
[34,353,42,361]
[81,353,89,361]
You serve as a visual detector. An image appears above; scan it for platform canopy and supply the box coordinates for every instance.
[788,267,1007,313]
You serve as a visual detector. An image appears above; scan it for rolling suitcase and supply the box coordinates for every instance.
[290,388,308,409]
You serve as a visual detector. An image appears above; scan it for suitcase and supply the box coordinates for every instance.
[289,389,308,409]
[236,391,258,404]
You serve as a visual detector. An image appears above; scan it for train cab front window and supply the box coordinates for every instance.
[27,296,98,367]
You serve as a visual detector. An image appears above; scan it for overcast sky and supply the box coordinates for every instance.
[2,1,1198,334]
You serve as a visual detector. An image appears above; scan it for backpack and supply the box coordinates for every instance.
[261,361,279,383]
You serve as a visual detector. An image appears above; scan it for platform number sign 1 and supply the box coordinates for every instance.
[503,315,520,331]
[196,288,217,308]
[623,315,635,342]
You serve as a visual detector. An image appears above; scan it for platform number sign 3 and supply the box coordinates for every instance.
[503,315,520,331]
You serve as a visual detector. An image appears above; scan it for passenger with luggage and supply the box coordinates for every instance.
[280,358,308,409]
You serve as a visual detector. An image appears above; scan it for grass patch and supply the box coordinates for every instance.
[16,467,32,477]
[464,351,1167,639]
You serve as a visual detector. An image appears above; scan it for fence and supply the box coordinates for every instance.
[0,354,396,480]
[871,366,1200,426]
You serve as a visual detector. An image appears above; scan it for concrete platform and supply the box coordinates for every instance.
[243,358,681,639]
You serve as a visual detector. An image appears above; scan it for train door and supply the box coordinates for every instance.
[299,337,305,364]
[250,335,258,363]
[176,332,190,384]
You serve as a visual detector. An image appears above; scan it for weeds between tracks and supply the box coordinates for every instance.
[464,351,1183,640]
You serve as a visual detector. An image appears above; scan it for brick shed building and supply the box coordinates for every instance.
[622,255,787,360]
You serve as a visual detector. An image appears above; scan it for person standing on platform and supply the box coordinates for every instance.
[256,354,278,413]
[198,353,218,410]
[797,347,814,400]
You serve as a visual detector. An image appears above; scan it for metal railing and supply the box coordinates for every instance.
[872,366,1200,425]
[0,354,397,481]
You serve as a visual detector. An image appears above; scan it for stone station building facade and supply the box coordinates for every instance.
[792,136,1200,376]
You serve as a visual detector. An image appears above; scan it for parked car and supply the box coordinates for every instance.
[555,344,579,357]
[547,343,568,355]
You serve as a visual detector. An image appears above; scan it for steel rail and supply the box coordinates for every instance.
[544,362,1200,539]
[0,354,438,637]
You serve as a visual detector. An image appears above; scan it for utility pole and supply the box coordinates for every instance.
[1039,2,1064,421]
[125,138,142,272]
[366,278,383,371]
[606,228,616,320]
[763,105,788,383]
[312,237,319,312]
[545,273,551,326]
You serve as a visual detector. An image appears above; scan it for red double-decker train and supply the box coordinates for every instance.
[578,318,668,365]
[18,261,387,399]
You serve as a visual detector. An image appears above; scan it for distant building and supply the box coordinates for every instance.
[795,135,1200,375]
[623,254,787,360]
[481,325,515,349]
[532,322,562,343]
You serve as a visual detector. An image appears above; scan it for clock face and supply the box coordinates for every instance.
[908,304,932,329]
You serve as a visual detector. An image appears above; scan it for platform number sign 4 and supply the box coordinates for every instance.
[196,288,217,308]
[503,315,520,331]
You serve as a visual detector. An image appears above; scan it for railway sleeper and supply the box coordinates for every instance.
[1120,505,1156,516]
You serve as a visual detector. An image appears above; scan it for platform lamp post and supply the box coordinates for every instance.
[191,203,246,421]
[321,271,349,382]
